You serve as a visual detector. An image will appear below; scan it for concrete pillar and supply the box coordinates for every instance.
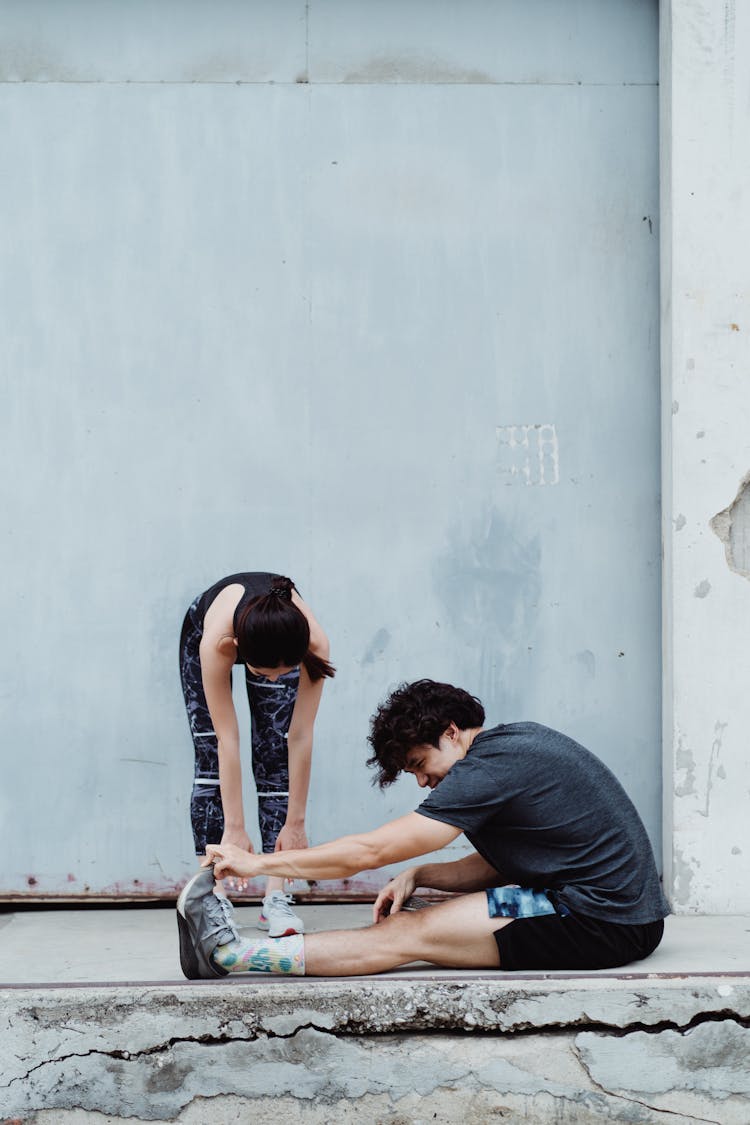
[661,0,750,912]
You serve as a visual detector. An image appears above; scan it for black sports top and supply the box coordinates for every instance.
[195,572,282,665]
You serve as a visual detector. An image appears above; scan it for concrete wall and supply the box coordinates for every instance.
[661,0,750,912]
[0,0,662,898]
[4,977,750,1122]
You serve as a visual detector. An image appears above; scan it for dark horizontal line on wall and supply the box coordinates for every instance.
[0,79,659,88]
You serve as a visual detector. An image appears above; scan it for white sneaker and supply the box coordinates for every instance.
[258,891,305,937]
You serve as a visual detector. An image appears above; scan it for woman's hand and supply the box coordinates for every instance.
[219,826,253,854]
[275,822,309,853]
[215,828,254,892]
[204,842,260,881]
[373,867,419,923]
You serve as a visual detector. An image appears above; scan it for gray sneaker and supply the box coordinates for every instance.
[176,867,240,980]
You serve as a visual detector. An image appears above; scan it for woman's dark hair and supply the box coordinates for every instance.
[367,679,485,788]
[235,575,335,683]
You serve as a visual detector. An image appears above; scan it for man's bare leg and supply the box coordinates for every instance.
[304,892,509,976]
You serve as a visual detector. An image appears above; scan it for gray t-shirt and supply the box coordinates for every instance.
[417,722,670,924]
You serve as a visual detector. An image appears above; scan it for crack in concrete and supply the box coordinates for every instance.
[5,1011,748,1092]
[572,1039,724,1124]
[0,1022,341,1089]
[334,1009,750,1039]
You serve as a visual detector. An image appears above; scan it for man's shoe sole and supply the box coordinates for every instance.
[176,910,201,979]
[176,868,228,980]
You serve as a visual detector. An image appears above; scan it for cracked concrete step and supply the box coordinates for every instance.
[1,908,749,1121]
[2,979,749,1122]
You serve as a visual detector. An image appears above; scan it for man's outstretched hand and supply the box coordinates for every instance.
[204,842,261,880]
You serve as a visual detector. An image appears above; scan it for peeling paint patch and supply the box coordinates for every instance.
[694,579,711,598]
[710,471,750,579]
[675,739,696,797]
[672,846,694,905]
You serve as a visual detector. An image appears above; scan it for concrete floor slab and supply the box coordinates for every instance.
[0,903,749,985]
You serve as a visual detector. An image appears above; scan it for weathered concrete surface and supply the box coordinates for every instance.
[10,1032,750,1124]
[2,908,749,1120]
[661,0,750,913]
[2,976,749,1122]
[18,1096,735,1125]
[2,0,663,904]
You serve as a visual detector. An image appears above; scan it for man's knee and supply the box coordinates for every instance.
[368,905,432,945]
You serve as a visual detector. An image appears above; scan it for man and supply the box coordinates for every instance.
[177,679,669,978]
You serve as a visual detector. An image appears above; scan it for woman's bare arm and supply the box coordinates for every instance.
[199,586,248,847]
[276,591,330,849]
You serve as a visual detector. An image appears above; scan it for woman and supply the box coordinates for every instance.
[179,572,334,936]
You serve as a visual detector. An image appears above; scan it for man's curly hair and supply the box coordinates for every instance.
[367,679,485,789]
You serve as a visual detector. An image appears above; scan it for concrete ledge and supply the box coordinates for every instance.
[2,909,749,1122]
[3,975,750,1122]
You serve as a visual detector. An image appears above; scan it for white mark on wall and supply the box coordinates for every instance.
[496,423,559,487]
[723,0,736,112]
[699,720,728,819]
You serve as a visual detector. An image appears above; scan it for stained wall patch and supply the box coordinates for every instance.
[496,423,560,487]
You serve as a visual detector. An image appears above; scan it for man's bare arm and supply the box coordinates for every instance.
[414,851,500,893]
[205,812,462,882]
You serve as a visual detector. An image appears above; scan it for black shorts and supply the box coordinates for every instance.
[494,911,665,971]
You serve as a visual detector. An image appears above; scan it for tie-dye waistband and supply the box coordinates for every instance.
[486,885,568,919]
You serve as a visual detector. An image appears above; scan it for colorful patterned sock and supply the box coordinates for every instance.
[212,933,305,975]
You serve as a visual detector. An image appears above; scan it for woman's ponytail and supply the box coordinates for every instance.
[268,576,294,602]
[302,649,336,683]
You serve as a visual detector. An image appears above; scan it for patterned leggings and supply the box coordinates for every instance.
[179,596,300,855]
